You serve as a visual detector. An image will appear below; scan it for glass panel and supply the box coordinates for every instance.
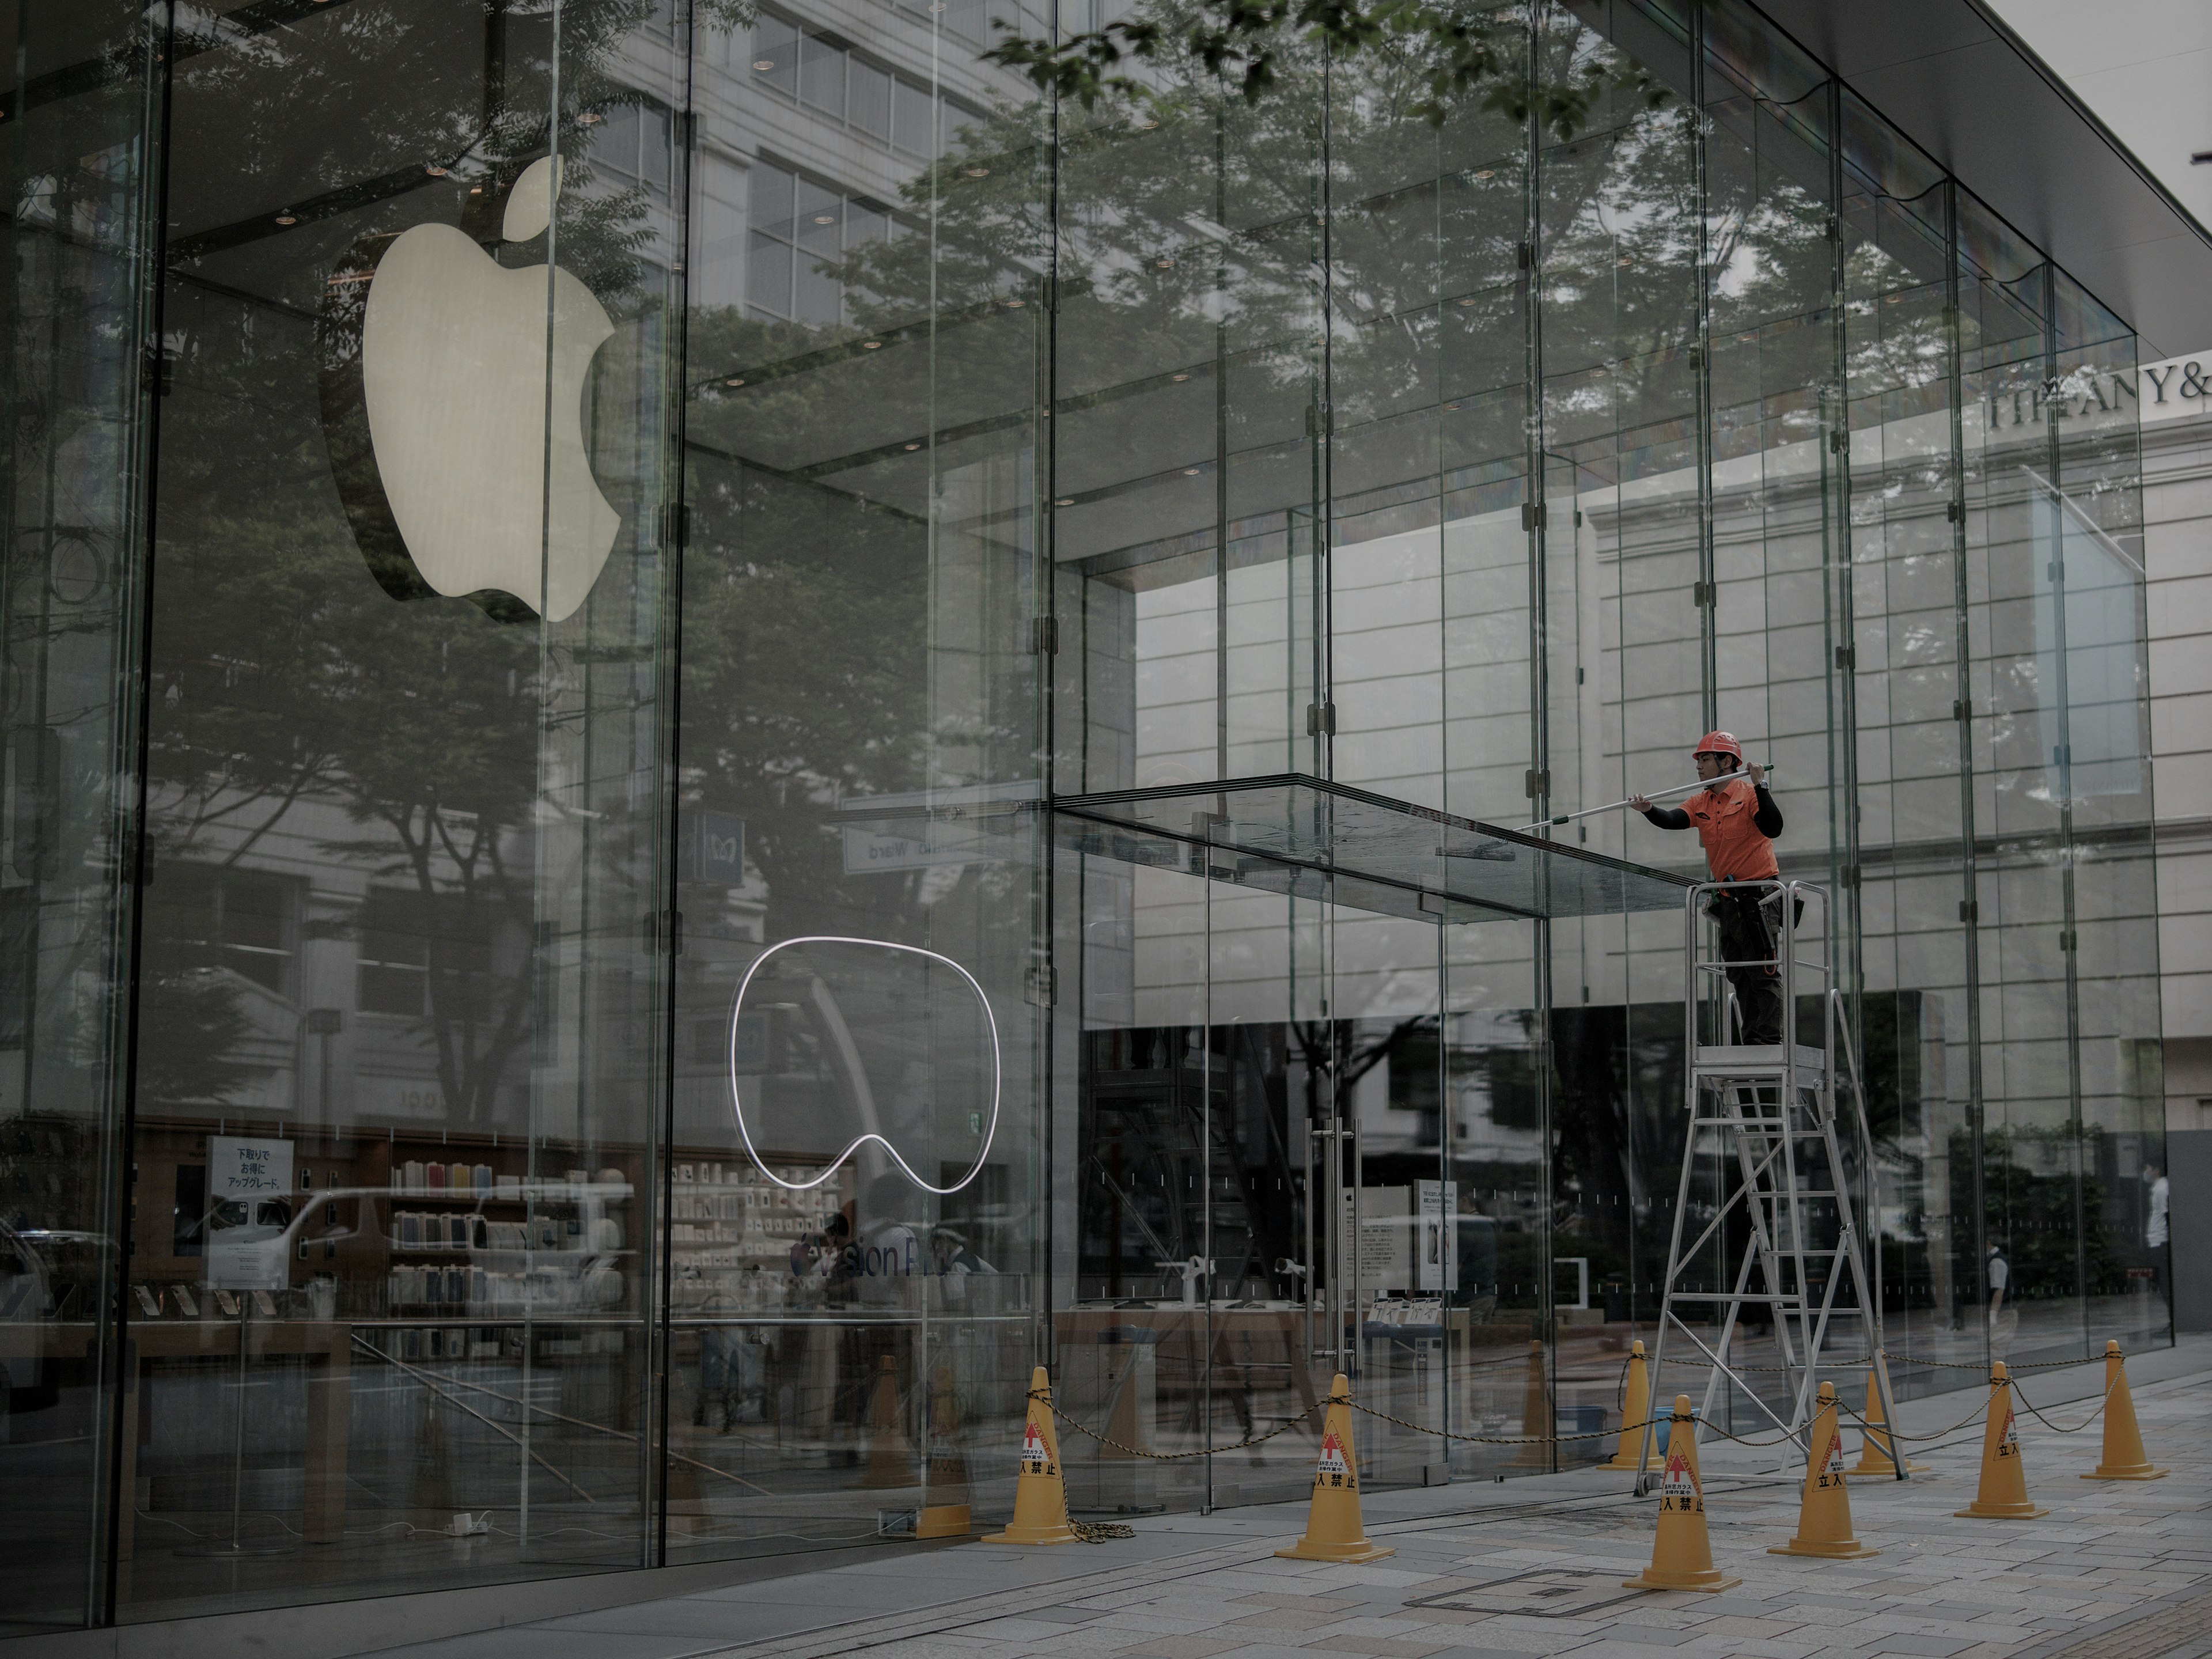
[0,0,157,1632]
[113,0,683,1616]
[669,0,1048,1568]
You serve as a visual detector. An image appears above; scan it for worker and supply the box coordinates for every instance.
[1628,732,1785,1044]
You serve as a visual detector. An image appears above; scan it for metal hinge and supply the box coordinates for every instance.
[1839,864,1861,890]
[1524,768,1551,800]
[651,910,683,956]
[659,501,689,547]
[1834,645,1855,671]
[1692,581,1715,608]
[1031,616,1058,655]
[1953,698,1971,721]
[2059,929,2077,953]
[1946,499,1964,524]
[1517,241,1534,271]
[146,345,177,397]
[1027,963,1057,1006]
[1959,899,1979,923]
[1521,501,1547,531]
[1306,702,1336,737]
[1828,429,1848,453]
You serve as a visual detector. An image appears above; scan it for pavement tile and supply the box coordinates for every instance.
[1114,1639,1249,1659]
[1231,1608,1363,1631]
[1296,1638,1453,1657]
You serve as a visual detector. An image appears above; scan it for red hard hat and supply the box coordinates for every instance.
[1693,730,1743,760]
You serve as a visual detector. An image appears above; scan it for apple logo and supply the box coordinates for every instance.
[728,937,1001,1196]
[318,157,619,624]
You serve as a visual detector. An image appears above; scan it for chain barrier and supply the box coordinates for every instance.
[2011,1377,2116,1435]
[1031,1388,1325,1461]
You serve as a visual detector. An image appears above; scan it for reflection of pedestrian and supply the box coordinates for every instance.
[2145,1162,2169,1293]
[1986,1241,2016,1350]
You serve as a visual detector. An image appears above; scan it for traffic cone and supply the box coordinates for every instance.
[1275,1373,1394,1564]
[1603,1340,1665,1472]
[1852,1358,1926,1476]
[1954,1362,2048,1520]
[916,1355,973,1538]
[1768,1381,1878,1559]
[1623,1395,1741,1592]
[1513,1340,1552,1470]
[858,1354,916,1488]
[2082,1340,2167,1481]
[982,1366,1080,1544]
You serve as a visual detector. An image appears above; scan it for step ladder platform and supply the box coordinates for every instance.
[1692,1042,1826,1075]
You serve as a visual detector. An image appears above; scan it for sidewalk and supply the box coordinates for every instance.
[368,1336,2212,1659]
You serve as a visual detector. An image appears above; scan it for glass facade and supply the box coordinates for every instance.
[0,0,2165,1632]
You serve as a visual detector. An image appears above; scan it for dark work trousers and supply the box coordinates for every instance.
[1713,888,1783,1045]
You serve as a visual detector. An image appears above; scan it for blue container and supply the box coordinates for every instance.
[1656,1407,1702,1454]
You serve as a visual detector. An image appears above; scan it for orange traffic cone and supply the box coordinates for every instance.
[1623,1395,1741,1593]
[1954,1361,2048,1520]
[1275,1373,1393,1564]
[858,1354,916,1488]
[1603,1340,1665,1472]
[2082,1340,2166,1481]
[916,1355,973,1538]
[982,1366,1080,1544]
[1852,1358,1926,1476]
[1514,1340,1552,1470]
[1768,1381,1877,1559]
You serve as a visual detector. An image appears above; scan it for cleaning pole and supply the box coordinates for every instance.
[1516,765,1775,834]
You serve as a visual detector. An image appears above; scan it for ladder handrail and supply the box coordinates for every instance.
[1828,985,1884,1353]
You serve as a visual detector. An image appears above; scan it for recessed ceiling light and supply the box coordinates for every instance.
[1156,257,1175,268]
[1136,119,1158,130]
[862,340,882,349]
[1458,296,1476,306]
[1005,297,1024,308]
[425,164,449,177]
[1886,294,1902,304]
[904,441,922,450]
[813,214,836,224]
[1616,256,1634,267]
[1183,466,1201,475]
[578,111,603,124]
[964,165,990,177]
[753,58,775,71]
[1471,169,1495,180]
[724,377,745,387]
[1171,373,1190,382]
[1444,402,1461,410]
[1055,497,1075,506]
[274,213,298,225]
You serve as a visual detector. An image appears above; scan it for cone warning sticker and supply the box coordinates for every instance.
[1815,1428,1846,1490]
[1997,1406,2019,1459]
[1020,1419,1053,1473]
[1661,1449,1702,1511]
[1315,1429,1352,1488]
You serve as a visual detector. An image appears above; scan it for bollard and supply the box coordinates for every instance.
[1275,1373,1394,1564]
[1851,1357,1926,1476]
[916,1354,972,1539]
[1954,1361,2048,1520]
[1513,1339,1552,1470]
[1768,1381,1877,1559]
[982,1366,1080,1544]
[1602,1340,1665,1472]
[1623,1395,1741,1592]
[2081,1340,2167,1481]
[858,1354,917,1489]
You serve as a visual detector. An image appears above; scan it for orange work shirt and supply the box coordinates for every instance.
[1682,776,1779,882]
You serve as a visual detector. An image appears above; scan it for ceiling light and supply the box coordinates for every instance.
[1616,256,1633,267]
[905,441,922,450]
[1136,119,1158,130]
[753,58,775,71]
[862,339,882,349]
[1055,497,1075,506]
[1444,402,1461,410]
[813,214,836,224]
[274,213,298,225]
[1458,296,1476,306]
[964,165,990,177]
[468,186,483,195]
[425,164,449,177]
[1171,373,1190,382]
[1183,466,1201,475]
[578,111,603,125]
[1156,257,1175,268]
[1886,294,1902,304]
[1471,169,1495,180]
[1005,297,1025,308]
[724,377,745,387]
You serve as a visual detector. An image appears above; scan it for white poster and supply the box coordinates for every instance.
[1346,1185,1411,1297]
[1416,1179,1459,1293]
[206,1135,294,1292]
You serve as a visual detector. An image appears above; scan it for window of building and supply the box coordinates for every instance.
[355,888,496,1021]
[799,32,846,118]
[146,864,296,996]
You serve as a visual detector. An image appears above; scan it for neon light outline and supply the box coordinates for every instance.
[727,935,1002,1194]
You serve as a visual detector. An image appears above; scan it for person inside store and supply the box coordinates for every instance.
[1630,730,1786,1044]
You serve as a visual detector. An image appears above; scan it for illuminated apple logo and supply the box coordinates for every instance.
[728,937,1001,1195]
[318,157,618,623]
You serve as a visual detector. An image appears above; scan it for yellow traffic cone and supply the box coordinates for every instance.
[1768,1381,1878,1559]
[1513,1340,1552,1470]
[1275,1373,1394,1564]
[2082,1340,2167,1481]
[982,1366,1080,1544]
[1954,1362,2048,1520]
[1603,1340,1665,1472]
[858,1354,917,1488]
[1623,1395,1741,1593]
[1852,1358,1926,1476]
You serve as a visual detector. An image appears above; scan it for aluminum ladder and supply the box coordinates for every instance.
[1632,878,1902,1486]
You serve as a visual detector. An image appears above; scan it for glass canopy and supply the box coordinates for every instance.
[1045,775,1693,924]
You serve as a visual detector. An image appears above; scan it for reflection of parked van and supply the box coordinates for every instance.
[0,1221,58,1412]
